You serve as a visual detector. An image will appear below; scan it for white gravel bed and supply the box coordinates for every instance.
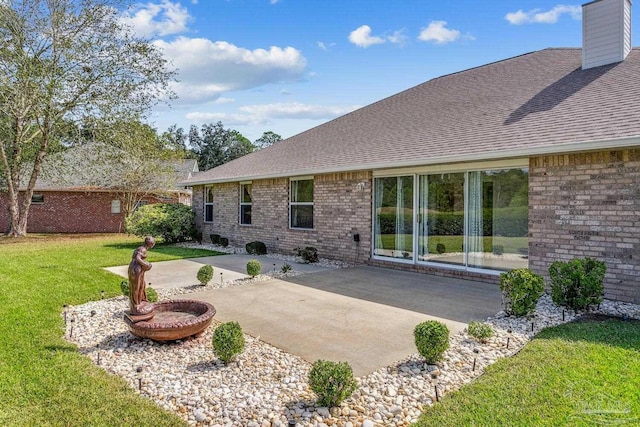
[64,277,640,427]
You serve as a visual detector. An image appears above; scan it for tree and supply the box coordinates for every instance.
[254,131,282,149]
[189,121,254,170]
[0,0,174,236]
[43,120,183,218]
[160,124,191,158]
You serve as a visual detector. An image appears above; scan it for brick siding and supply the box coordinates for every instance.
[193,172,372,263]
[0,191,180,234]
[529,149,640,303]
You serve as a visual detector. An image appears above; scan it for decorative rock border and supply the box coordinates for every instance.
[64,259,640,427]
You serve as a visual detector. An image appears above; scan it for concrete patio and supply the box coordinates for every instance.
[106,254,503,376]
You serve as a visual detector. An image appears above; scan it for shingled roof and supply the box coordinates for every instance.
[187,48,640,185]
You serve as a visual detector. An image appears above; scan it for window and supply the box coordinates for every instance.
[31,194,44,204]
[204,186,214,223]
[373,167,529,272]
[111,199,121,214]
[373,176,414,260]
[290,178,313,229]
[240,183,252,225]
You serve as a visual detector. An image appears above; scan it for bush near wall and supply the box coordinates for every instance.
[126,203,195,243]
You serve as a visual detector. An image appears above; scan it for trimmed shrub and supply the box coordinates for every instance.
[219,237,229,247]
[549,258,606,310]
[414,320,449,364]
[120,280,157,302]
[197,265,214,285]
[210,234,221,244]
[467,321,494,343]
[146,287,158,303]
[120,280,129,297]
[436,243,446,254]
[191,229,203,244]
[246,241,267,255]
[296,246,319,263]
[246,259,261,277]
[125,203,195,243]
[212,321,245,363]
[280,263,292,274]
[308,360,358,407]
[499,268,545,316]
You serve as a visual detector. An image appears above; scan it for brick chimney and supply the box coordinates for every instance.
[582,0,632,69]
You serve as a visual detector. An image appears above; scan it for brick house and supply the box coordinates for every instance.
[184,0,640,303]
[0,151,198,234]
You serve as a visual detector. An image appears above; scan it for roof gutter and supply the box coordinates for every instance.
[183,135,640,185]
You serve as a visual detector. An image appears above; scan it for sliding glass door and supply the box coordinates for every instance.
[418,173,465,266]
[373,167,529,272]
[466,169,529,271]
[373,176,414,260]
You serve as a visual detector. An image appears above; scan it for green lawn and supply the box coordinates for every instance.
[416,316,640,426]
[0,234,220,426]
[2,234,638,426]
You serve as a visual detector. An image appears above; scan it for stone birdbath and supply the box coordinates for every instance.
[123,237,216,341]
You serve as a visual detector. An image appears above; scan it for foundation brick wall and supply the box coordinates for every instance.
[529,149,640,303]
[193,172,372,263]
[0,191,127,233]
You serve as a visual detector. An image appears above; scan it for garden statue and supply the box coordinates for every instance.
[126,236,155,322]
[121,235,217,341]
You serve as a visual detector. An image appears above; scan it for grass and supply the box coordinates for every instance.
[416,316,640,426]
[0,234,221,426]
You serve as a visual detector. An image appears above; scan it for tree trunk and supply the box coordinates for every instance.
[5,191,27,237]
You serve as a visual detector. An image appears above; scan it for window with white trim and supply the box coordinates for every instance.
[111,199,121,214]
[290,178,313,229]
[240,183,252,225]
[204,186,214,223]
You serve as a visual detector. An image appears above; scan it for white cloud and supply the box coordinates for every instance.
[388,29,409,46]
[214,97,235,104]
[186,102,360,126]
[349,25,385,48]
[317,41,336,51]
[186,112,265,126]
[280,89,292,95]
[120,0,192,38]
[270,0,280,4]
[506,5,581,25]
[418,21,462,44]
[153,37,307,104]
[239,102,360,120]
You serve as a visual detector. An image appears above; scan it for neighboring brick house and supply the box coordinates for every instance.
[184,0,640,303]
[0,152,198,234]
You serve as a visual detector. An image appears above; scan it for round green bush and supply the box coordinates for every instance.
[197,265,214,285]
[246,259,261,277]
[125,203,196,243]
[120,280,130,297]
[499,268,545,316]
[467,321,494,342]
[146,287,158,303]
[295,246,318,263]
[246,241,267,255]
[308,360,358,407]
[212,321,245,363]
[414,320,449,364]
[549,257,606,310]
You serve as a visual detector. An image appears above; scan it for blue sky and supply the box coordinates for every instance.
[120,1,639,142]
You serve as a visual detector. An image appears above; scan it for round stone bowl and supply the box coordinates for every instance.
[125,299,216,342]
